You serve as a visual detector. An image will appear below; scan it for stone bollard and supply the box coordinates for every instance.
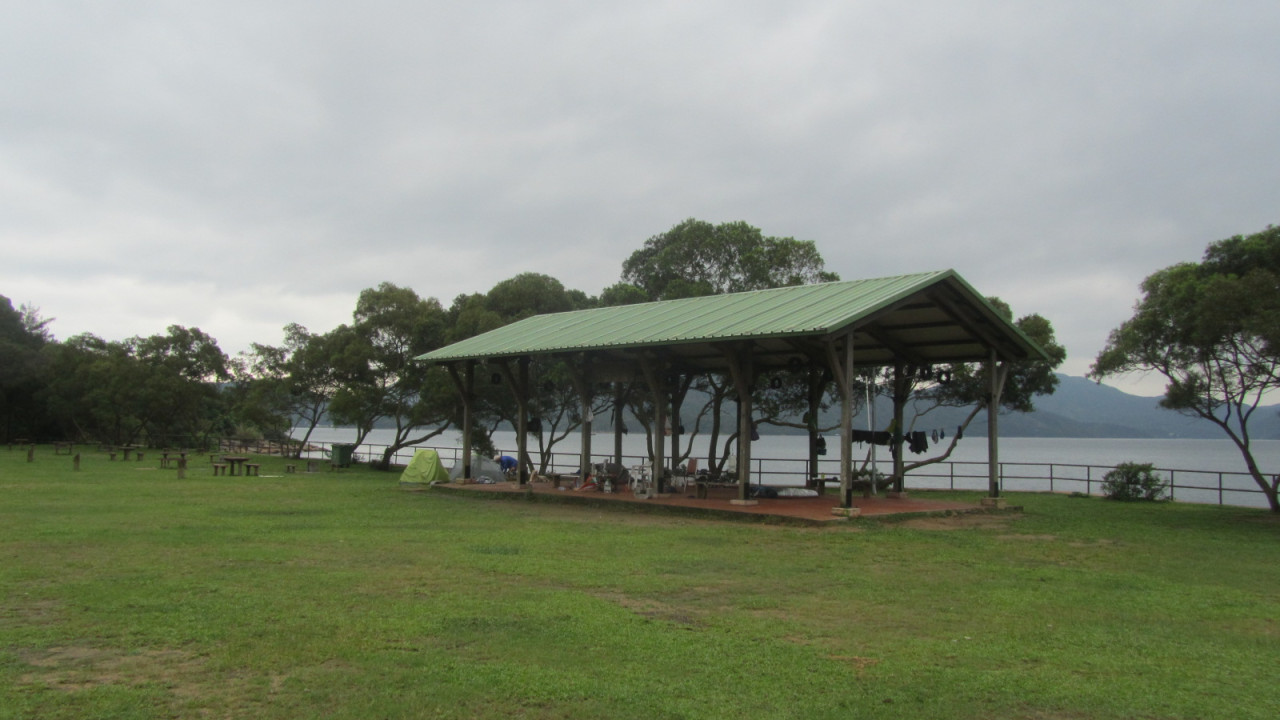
[177,457,187,479]
[27,444,35,463]
[74,453,81,471]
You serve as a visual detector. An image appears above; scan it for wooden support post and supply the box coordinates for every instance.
[177,457,187,480]
[722,344,756,505]
[669,379,680,492]
[613,383,625,466]
[73,453,81,471]
[805,366,826,486]
[826,333,856,509]
[567,354,594,487]
[892,360,906,495]
[518,357,531,485]
[27,444,34,463]
[987,347,1001,499]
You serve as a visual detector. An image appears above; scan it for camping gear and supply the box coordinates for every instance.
[399,449,449,486]
[448,453,505,483]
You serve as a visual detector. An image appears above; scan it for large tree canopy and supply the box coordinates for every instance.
[41,326,231,447]
[329,282,457,469]
[620,218,839,301]
[1091,224,1280,512]
[0,296,53,441]
[616,218,843,475]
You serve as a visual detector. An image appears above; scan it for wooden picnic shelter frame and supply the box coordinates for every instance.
[420,270,1050,509]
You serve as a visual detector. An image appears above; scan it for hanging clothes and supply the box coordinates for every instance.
[851,430,891,446]
[908,431,929,454]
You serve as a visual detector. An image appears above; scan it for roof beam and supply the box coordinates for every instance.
[927,288,1024,362]
[860,321,928,366]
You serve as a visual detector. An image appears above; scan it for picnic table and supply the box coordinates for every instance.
[222,456,249,476]
[160,450,188,468]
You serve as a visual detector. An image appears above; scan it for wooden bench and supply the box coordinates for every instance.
[244,463,261,476]
[285,464,296,474]
[53,442,73,455]
[212,463,228,476]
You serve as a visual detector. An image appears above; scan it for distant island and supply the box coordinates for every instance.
[360,373,1280,440]
[805,374,1280,440]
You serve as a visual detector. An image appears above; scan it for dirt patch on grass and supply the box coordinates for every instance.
[1,597,65,628]
[597,592,705,627]
[896,513,1014,531]
[825,654,881,671]
[16,645,287,713]
[17,646,208,694]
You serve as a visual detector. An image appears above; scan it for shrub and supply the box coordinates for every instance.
[1101,462,1169,502]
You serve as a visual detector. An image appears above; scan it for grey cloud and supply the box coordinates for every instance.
[3,1,1277,393]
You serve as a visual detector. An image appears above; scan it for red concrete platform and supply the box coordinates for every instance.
[426,480,1005,525]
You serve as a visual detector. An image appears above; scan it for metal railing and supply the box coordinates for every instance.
[269,437,1272,510]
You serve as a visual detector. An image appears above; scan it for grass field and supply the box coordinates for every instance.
[2,445,1278,719]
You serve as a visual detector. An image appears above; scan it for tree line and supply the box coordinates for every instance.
[4,218,1069,480]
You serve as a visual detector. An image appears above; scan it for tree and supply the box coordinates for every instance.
[42,334,146,445]
[1091,225,1280,512]
[618,218,841,472]
[0,297,53,441]
[447,274,603,473]
[40,326,231,447]
[241,323,348,455]
[621,218,839,301]
[329,283,457,470]
[130,325,233,447]
[896,300,1064,481]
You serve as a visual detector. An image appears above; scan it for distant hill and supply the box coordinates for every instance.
[354,373,1280,440]
[794,374,1280,440]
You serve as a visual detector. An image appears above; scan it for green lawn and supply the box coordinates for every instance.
[2,445,1278,719]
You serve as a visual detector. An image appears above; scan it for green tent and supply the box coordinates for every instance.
[399,449,449,486]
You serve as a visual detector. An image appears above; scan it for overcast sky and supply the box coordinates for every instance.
[3,1,1277,396]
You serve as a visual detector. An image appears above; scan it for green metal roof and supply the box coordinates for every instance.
[420,269,1049,371]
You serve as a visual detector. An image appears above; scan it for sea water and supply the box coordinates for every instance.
[293,427,1280,508]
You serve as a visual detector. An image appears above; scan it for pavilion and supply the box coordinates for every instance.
[418,269,1050,510]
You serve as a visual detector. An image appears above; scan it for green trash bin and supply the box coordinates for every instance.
[331,443,356,468]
